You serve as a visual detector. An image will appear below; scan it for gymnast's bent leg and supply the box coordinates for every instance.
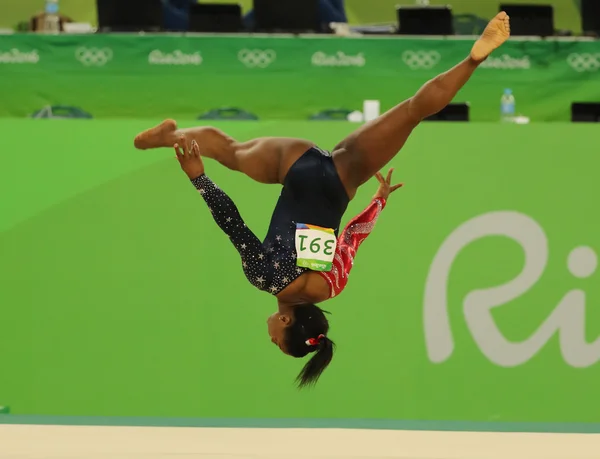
[134,122,314,185]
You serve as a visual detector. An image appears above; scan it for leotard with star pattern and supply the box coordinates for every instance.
[192,147,382,297]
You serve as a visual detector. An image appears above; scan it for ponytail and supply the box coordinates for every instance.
[283,303,335,389]
[296,335,335,388]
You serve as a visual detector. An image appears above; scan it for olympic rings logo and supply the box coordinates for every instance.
[238,49,276,68]
[75,47,113,67]
[567,53,600,73]
[402,50,441,70]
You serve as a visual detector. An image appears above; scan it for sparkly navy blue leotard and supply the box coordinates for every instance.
[192,147,350,295]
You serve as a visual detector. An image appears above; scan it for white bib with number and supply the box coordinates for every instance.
[294,223,337,272]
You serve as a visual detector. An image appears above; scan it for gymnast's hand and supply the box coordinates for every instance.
[174,136,205,180]
[373,168,403,200]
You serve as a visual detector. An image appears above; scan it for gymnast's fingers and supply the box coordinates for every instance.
[191,140,200,158]
[174,143,183,157]
[386,168,394,184]
[178,135,189,156]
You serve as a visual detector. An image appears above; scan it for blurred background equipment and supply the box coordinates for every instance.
[309,108,354,121]
[196,107,259,120]
[30,106,93,119]
[162,0,197,31]
[0,0,591,36]
[499,3,554,36]
[452,13,489,35]
[424,103,470,122]
[581,0,600,36]
[571,102,600,123]
[245,0,347,32]
[188,2,243,33]
[31,0,73,32]
[96,0,163,32]
[396,5,454,35]
[251,0,321,32]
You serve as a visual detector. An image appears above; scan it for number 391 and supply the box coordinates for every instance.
[298,236,335,255]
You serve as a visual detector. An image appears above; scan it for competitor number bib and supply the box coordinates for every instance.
[295,223,337,272]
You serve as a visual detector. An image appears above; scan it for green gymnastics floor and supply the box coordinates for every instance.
[0,119,599,428]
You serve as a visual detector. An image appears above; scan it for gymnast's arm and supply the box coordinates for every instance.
[339,196,386,245]
[342,169,404,239]
[190,174,264,256]
[339,169,402,248]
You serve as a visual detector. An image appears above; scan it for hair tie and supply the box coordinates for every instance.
[305,334,326,347]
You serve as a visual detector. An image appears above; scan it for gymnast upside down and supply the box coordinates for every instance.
[134,13,510,387]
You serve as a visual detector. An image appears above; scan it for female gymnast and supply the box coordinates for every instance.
[134,13,510,387]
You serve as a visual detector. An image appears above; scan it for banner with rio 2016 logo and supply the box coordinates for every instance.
[0,34,599,121]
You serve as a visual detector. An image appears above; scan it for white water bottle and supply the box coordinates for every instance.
[500,88,515,122]
[43,0,61,33]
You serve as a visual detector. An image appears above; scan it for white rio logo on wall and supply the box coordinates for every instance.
[0,48,40,64]
[148,50,202,65]
[311,51,366,67]
[424,211,599,367]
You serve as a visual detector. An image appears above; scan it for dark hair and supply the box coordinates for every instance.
[284,303,335,388]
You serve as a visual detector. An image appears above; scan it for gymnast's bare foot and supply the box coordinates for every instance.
[471,12,511,62]
[134,119,178,150]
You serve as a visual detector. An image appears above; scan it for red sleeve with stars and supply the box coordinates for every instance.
[317,197,386,298]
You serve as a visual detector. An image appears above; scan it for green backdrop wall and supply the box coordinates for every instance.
[0,119,599,425]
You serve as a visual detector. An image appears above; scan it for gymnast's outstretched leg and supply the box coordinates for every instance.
[332,12,511,197]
